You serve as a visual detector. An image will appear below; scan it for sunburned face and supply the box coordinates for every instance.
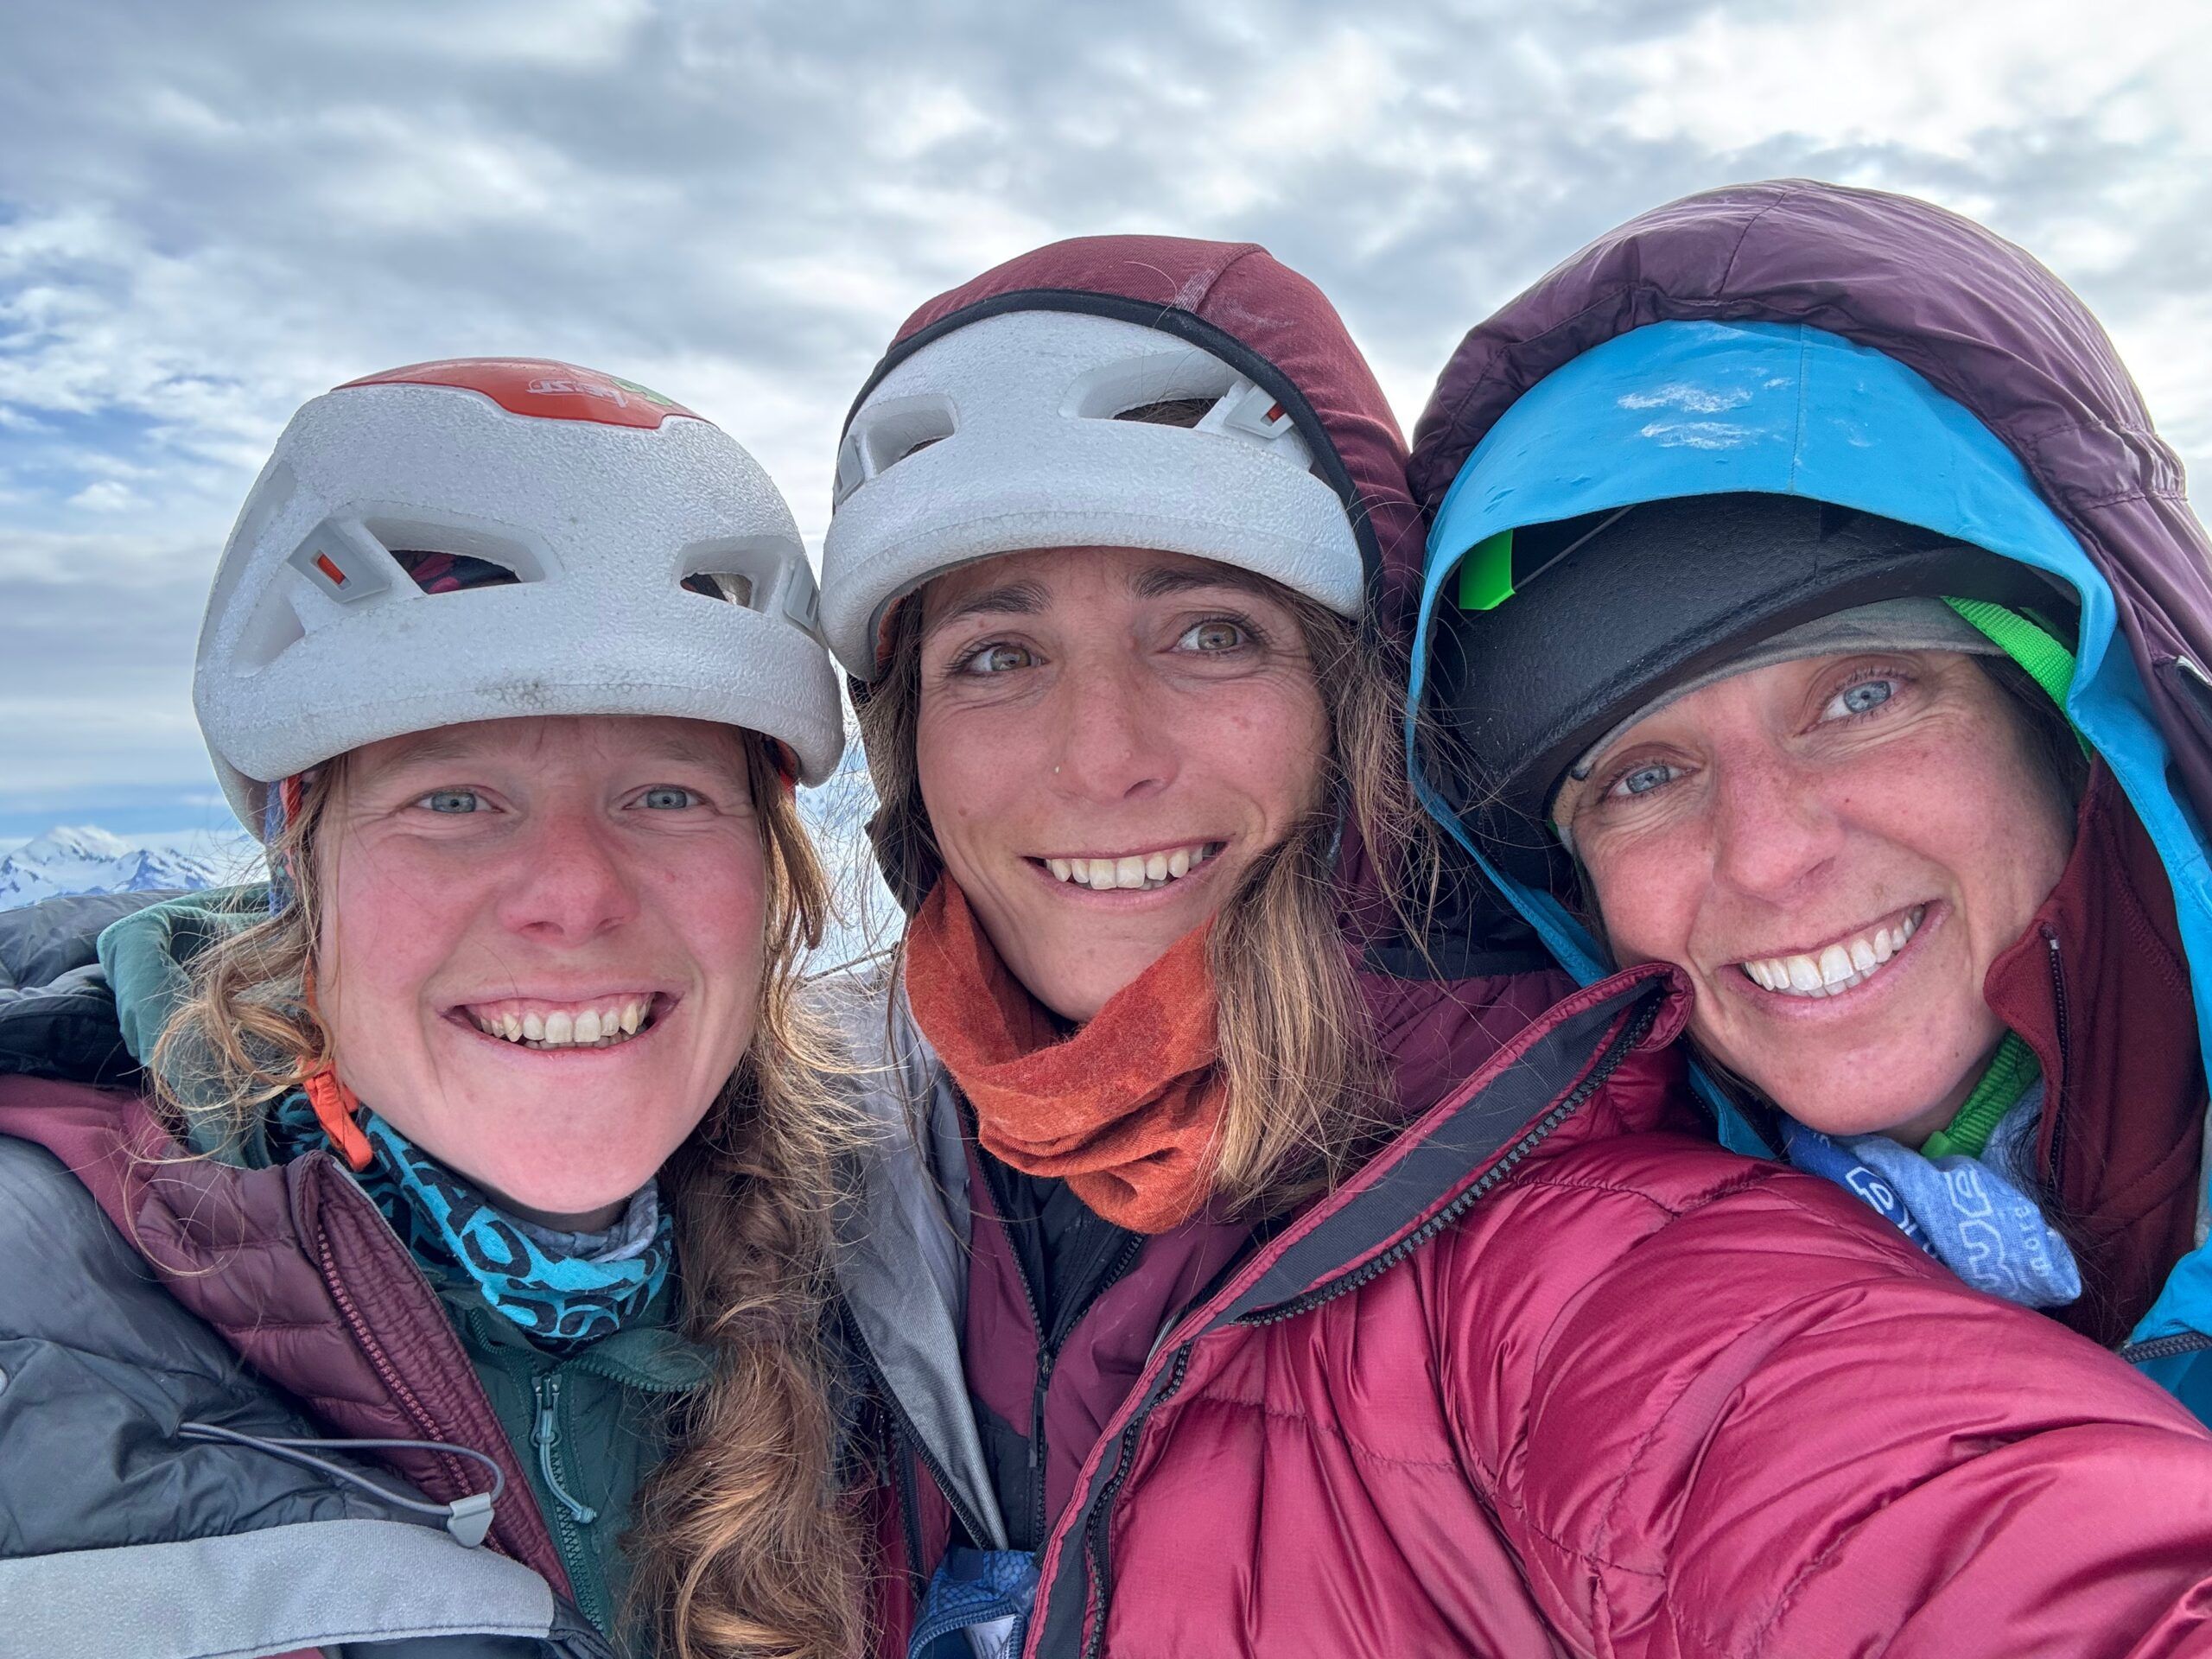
[912,546,1330,1023]
[1559,650,2075,1145]
[315,715,768,1230]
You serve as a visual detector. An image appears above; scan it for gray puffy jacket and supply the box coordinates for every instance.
[0,895,613,1659]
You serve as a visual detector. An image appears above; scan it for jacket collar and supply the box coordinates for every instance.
[1986,764,2208,1344]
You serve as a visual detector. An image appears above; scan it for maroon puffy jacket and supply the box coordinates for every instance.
[830,236,2212,1658]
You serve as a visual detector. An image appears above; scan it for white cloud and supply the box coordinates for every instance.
[1,0,2207,817]
[65,480,135,512]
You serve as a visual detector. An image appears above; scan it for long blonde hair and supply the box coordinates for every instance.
[151,735,865,1659]
[855,578,1437,1218]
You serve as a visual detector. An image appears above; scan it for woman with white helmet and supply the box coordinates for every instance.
[823,238,2212,1659]
[0,359,860,1657]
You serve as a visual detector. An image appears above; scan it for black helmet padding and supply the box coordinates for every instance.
[1423,493,2072,887]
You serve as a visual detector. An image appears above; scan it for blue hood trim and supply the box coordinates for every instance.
[1408,321,2212,1349]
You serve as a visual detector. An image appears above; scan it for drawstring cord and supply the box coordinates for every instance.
[298,965,372,1173]
[273,772,372,1173]
[179,1421,504,1548]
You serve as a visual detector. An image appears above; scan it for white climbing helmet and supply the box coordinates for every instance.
[821,308,1365,678]
[194,358,843,836]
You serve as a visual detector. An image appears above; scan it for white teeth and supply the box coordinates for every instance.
[467,998,655,1050]
[1051,843,1215,891]
[1738,906,1927,1001]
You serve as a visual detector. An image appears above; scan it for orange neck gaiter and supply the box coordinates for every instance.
[902,878,1227,1234]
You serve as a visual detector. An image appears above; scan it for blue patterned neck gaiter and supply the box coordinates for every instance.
[274,1093,674,1349]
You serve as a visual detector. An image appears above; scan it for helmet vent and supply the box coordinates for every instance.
[391,550,524,594]
[682,571,755,607]
[1114,398,1211,428]
[836,393,959,506]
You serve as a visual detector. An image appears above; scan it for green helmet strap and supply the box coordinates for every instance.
[1457,529,1517,612]
[1942,597,2085,741]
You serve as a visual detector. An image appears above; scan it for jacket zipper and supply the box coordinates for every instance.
[2042,931,2212,1372]
[1239,995,1662,1328]
[1028,1230,1145,1545]
[980,1147,1147,1551]
[532,1371,606,1630]
[1078,1343,1197,1659]
[845,1306,997,1550]
[2044,927,2074,1194]
[1064,993,1661,1656]
[312,1206,486,1515]
[2120,1331,2212,1363]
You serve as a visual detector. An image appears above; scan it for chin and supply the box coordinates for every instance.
[1759,1076,1947,1141]
[484,1160,658,1228]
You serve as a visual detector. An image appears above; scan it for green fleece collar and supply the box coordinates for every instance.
[94,886,283,1165]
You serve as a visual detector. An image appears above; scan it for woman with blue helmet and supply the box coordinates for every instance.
[1412,180,2212,1412]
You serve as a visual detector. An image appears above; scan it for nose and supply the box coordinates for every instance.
[494,804,640,944]
[1046,655,1175,804]
[1708,748,1845,901]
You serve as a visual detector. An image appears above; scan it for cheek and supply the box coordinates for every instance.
[915,703,1025,860]
[1584,838,1699,967]
[1200,679,1330,819]
[658,836,773,991]
[1579,802,1713,966]
[318,844,470,1033]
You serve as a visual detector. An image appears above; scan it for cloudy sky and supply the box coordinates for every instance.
[3,0,2207,845]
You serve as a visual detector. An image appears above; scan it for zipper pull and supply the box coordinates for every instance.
[1029,1348,1054,1474]
[531,1373,599,1526]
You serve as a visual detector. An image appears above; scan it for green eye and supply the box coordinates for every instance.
[640,785,697,810]
[422,789,480,814]
[1179,620,1247,652]
[963,644,1034,675]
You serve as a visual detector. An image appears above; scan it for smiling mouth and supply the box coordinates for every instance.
[455,993,668,1051]
[1033,841,1224,893]
[1736,906,1926,1000]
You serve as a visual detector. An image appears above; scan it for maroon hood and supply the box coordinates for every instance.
[849,234,1427,637]
[1408,177,2212,824]
[852,235,1562,1096]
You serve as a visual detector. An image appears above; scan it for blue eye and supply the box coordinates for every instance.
[420,789,480,814]
[1610,762,1679,799]
[639,785,697,810]
[1828,678,1897,719]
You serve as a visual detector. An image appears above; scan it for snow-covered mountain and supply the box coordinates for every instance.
[0,748,899,961]
[0,826,244,909]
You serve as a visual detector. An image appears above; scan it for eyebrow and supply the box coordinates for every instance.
[924,578,1051,633]
[376,725,749,783]
[1128,562,1287,603]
